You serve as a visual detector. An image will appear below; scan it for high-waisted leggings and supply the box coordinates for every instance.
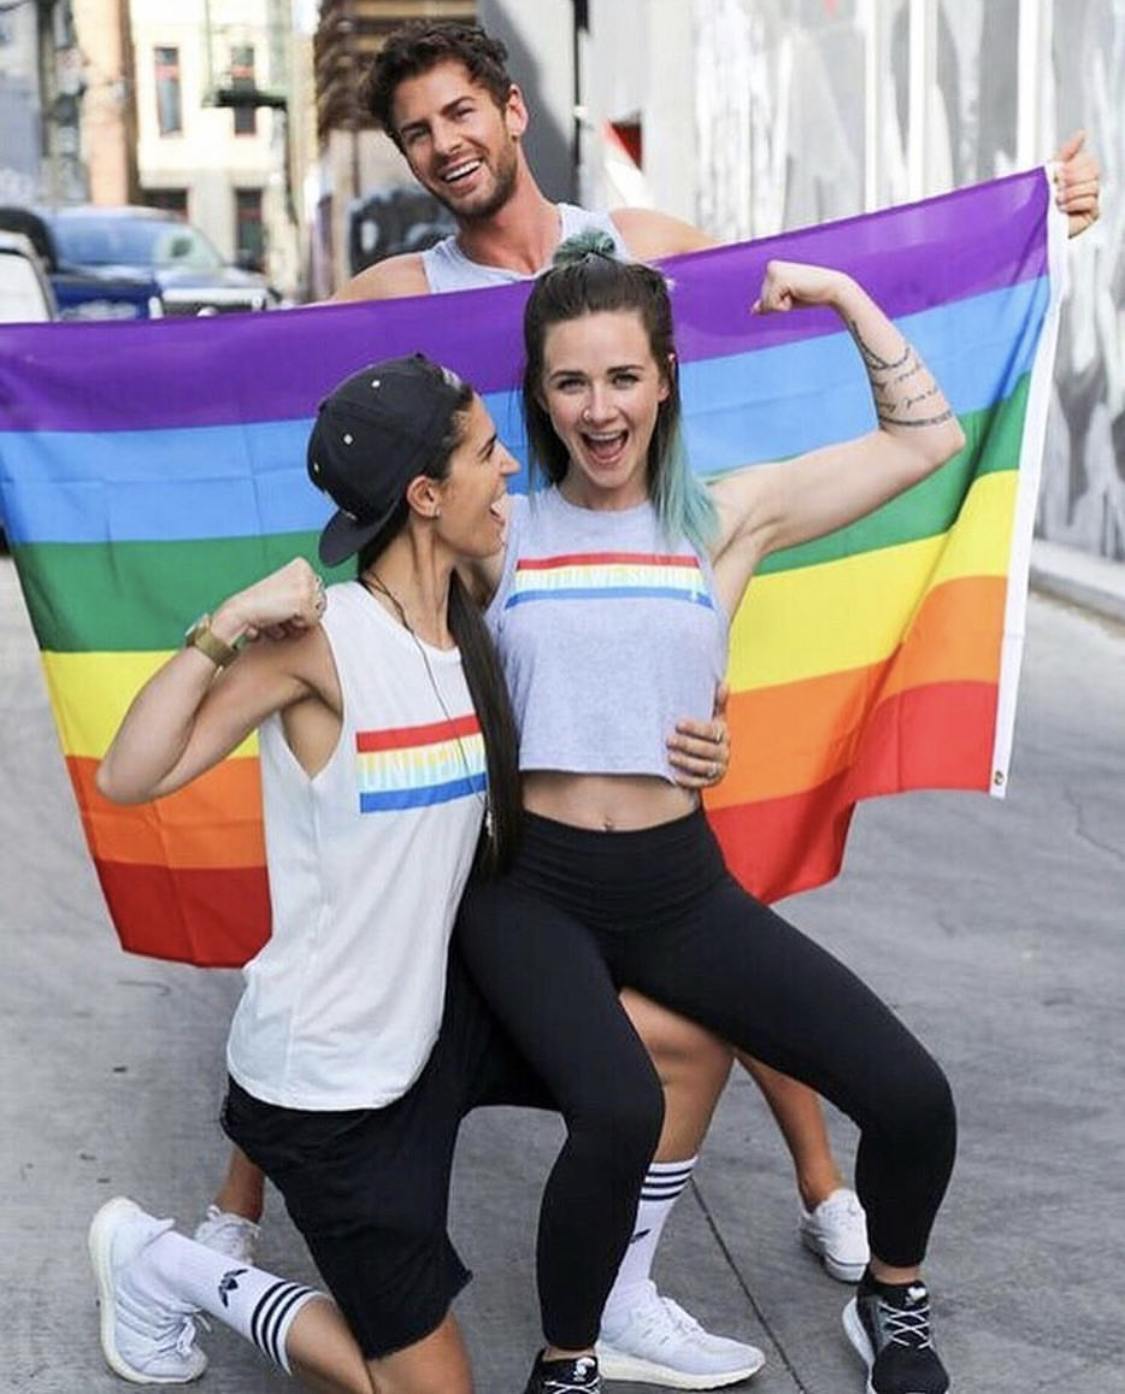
[455,808,957,1349]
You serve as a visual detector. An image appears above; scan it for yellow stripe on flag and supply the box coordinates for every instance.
[41,650,260,761]
[728,471,1015,691]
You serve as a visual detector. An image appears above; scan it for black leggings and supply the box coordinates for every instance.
[456,809,956,1348]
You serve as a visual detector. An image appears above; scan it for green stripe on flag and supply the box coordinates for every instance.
[13,375,1029,653]
[756,373,1028,576]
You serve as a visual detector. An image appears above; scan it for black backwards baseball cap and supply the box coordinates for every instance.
[307,353,467,566]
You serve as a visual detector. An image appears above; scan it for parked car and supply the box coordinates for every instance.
[43,205,277,315]
[0,229,56,548]
[349,185,456,276]
[0,229,56,323]
[0,206,161,321]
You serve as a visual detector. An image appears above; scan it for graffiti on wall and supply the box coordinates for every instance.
[693,0,1123,560]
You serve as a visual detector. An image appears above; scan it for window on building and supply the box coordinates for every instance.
[154,47,182,136]
[144,189,188,219]
[231,45,257,136]
[235,188,264,269]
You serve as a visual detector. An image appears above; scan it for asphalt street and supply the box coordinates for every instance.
[2,553,1123,1393]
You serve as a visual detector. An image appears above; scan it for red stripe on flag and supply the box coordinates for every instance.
[356,713,481,753]
[95,861,271,967]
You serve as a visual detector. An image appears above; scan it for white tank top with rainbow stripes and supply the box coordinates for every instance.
[226,582,486,1110]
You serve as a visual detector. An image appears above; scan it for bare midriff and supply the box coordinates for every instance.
[522,771,698,832]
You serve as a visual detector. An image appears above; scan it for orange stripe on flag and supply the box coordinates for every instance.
[708,575,1005,809]
[67,756,265,869]
[707,679,997,903]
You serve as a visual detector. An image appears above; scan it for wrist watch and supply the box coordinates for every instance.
[184,613,240,669]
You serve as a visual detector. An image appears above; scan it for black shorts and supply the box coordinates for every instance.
[221,947,549,1359]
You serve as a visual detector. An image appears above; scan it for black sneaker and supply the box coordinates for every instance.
[842,1280,949,1394]
[523,1349,601,1393]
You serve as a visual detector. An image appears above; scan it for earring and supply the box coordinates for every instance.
[433,507,442,519]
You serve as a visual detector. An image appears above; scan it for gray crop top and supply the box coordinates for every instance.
[485,489,729,781]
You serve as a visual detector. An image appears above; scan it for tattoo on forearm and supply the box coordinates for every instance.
[891,356,925,385]
[876,408,955,428]
[846,318,911,373]
[849,317,954,431]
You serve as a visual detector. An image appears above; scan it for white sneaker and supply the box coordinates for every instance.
[597,1281,765,1389]
[193,1204,260,1263]
[89,1196,207,1385]
[798,1187,869,1283]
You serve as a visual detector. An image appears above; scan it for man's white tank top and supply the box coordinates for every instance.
[226,583,487,1111]
[421,203,629,292]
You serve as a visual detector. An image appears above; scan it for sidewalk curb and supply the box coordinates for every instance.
[1029,539,1125,626]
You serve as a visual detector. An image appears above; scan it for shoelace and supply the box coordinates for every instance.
[661,1297,708,1341]
[163,1313,204,1360]
[879,1298,935,1350]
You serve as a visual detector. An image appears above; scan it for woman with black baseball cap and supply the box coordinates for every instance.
[87,354,552,1394]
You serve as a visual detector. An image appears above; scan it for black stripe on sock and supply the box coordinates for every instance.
[641,1178,690,1198]
[251,1281,302,1364]
[264,1285,314,1368]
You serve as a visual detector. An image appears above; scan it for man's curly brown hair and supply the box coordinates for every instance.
[360,21,513,148]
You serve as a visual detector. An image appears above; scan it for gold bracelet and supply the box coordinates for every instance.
[184,613,239,669]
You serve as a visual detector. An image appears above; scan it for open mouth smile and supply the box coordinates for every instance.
[580,430,629,467]
[440,159,484,187]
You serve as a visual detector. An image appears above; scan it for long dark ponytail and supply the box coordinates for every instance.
[446,571,521,874]
[356,384,522,875]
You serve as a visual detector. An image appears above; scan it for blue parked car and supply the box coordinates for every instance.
[0,205,277,318]
[45,205,277,315]
[0,205,160,320]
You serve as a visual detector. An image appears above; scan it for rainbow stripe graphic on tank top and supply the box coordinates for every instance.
[355,714,486,812]
[506,551,714,609]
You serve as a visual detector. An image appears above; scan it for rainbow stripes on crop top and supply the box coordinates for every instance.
[356,714,486,812]
[505,551,715,609]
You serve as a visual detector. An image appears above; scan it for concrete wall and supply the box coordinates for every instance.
[0,1,81,206]
[478,0,575,204]
[0,4,41,206]
[573,0,1122,563]
[1040,0,1124,560]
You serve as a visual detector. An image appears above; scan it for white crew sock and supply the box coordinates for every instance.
[132,1229,322,1374]
[602,1156,698,1323]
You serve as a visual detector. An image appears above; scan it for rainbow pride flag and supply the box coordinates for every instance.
[0,170,1064,966]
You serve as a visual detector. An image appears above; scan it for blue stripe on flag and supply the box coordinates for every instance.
[0,279,1046,546]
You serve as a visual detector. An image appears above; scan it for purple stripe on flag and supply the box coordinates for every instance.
[0,170,1047,434]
